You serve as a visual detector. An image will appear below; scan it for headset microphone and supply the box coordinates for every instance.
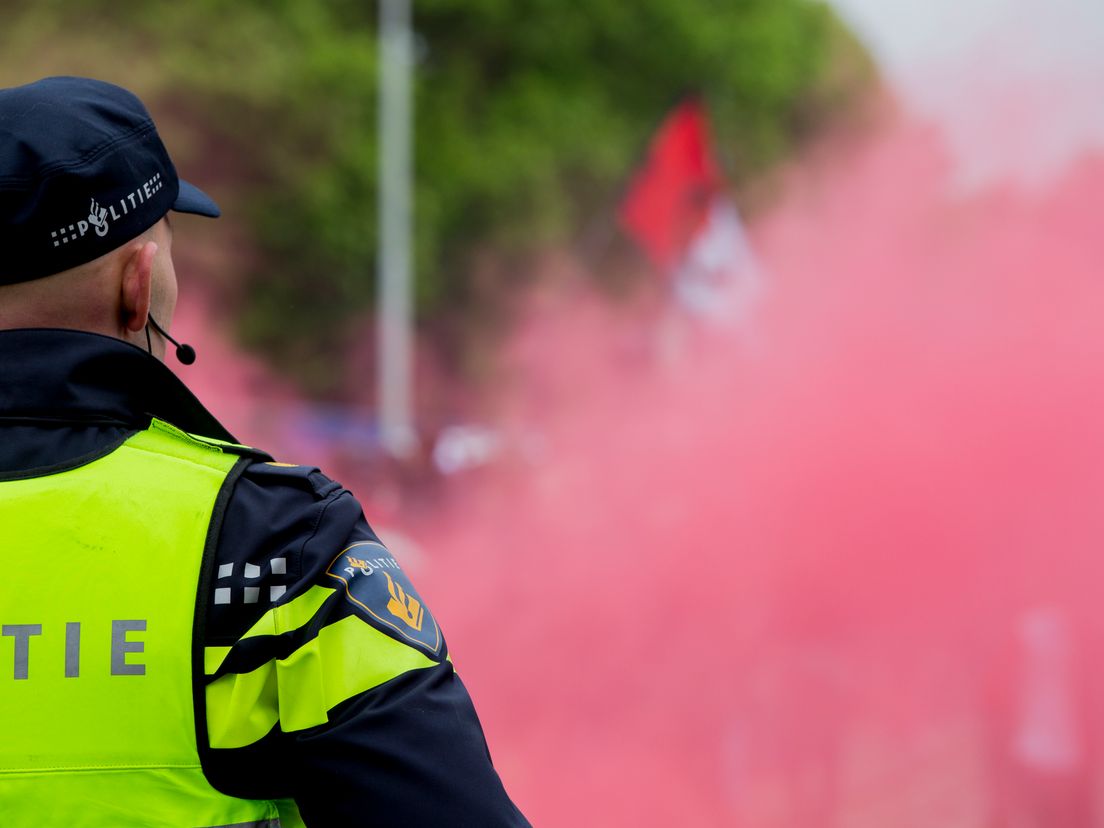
[147,315,196,365]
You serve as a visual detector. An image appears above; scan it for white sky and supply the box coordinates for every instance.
[829,0,1104,190]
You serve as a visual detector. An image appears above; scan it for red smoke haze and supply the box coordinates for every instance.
[165,69,1104,823]
[414,114,1104,825]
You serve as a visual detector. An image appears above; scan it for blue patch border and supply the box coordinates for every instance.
[325,541,442,657]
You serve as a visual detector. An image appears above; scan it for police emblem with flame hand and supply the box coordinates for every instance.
[326,541,441,656]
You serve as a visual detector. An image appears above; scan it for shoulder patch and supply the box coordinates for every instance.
[325,541,442,658]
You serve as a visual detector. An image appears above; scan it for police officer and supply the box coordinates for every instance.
[0,76,529,827]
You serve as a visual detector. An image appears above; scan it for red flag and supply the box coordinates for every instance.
[620,98,764,326]
[618,98,724,272]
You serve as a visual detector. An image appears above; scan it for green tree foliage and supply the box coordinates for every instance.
[0,1,873,387]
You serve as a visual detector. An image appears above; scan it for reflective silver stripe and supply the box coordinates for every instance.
[200,821,281,828]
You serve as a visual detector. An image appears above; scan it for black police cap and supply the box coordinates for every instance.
[0,76,220,285]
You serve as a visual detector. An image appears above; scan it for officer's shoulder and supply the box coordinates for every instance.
[238,456,345,500]
[206,458,357,645]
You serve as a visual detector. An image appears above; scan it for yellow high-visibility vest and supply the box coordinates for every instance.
[0,418,299,827]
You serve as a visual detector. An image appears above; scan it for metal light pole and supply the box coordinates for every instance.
[377,0,417,458]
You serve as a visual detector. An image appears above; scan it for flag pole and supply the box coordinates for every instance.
[377,0,417,458]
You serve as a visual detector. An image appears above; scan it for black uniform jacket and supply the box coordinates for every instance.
[0,328,529,827]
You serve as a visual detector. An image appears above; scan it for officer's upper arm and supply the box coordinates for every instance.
[198,463,527,825]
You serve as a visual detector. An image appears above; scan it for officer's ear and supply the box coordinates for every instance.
[120,240,157,334]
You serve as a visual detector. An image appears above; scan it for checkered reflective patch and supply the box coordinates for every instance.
[213,558,290,606]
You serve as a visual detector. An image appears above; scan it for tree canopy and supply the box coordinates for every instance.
[1,1,874,388]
